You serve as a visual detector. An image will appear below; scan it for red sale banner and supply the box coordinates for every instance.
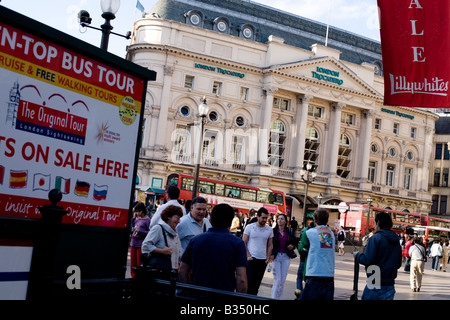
[378,0,450,107]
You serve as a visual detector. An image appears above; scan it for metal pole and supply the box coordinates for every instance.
[100,12,115,50]
[302,174,309,228]
[192,116,205,200]
[365,197,372,235]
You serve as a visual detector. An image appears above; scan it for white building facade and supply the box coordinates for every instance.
[126,0,438,225]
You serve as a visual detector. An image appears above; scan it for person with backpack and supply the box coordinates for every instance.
[337,226,346,256]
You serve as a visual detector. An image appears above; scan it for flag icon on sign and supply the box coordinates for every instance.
[55,176,70,194]
[93,184,108,201]
[10,170,27,188]
[33,173,51,191]
[74,180,90,197]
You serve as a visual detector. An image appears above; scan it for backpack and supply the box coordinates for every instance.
[337,230,345,241]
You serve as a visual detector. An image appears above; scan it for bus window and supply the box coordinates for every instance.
[241,188,257,201]
[215,183,224,196]
[167,174,179,187]
[226,186,240,198]
[397,214,404,222]
[257,191,269,204]
[199,181,214,194]
[181,177,194,191]
[271,192,284,206]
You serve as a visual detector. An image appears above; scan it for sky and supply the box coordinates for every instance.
[1,0,380,58]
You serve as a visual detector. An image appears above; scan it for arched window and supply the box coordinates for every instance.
[268,120,286,168]
[337,134,351,178]
[304,127,320,169]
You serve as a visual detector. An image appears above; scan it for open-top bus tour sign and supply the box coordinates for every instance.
[0,6,156,228]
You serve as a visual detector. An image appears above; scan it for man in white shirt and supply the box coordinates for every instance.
[242,207,274,295]
[176,196,212,253]
[149,185,186,229]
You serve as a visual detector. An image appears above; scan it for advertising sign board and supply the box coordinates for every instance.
[0,6,156,287]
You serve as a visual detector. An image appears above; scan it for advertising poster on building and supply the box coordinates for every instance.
[0,19,147,228]
[378,0,450,107]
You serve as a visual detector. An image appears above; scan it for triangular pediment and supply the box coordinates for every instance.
[267,57,382,99]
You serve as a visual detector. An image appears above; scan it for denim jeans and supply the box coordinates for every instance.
[299,277,334,300]
[361,285,395,300]
[432,256,440,270]
[271,253,291,299]
[296,261,305,291]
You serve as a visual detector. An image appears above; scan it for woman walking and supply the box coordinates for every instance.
[142,205,183,275]
[129,202,150,278]
[271,214,296,299]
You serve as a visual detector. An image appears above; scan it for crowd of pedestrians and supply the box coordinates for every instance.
[129,185,450,300]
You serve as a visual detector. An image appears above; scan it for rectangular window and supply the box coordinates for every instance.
[202,130,217,159]
[308,105,323,118]
[215,183,225,196]
[434,168,441,187]
[231,135,245,163]
[184,75,194,89]
[386,164,395,187]
[181,177,194,191]
[445,143,450,160]
[212,81,222,95]
[410,127,417,139]
[173,124,190,155]
[273,97,290,111]
[443,168,449,187]
[440,196,448,215]
[240,87,249,101]
[404,168,413,190]
[431,194,439,214]
[341,112,355,125]
[436,143,443,159]
[393,123,399,135]
[368,161,377,183]
[374,118,381,130]
[240,188,257,201]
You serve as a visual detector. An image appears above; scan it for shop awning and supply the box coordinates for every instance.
[145,187,165,194]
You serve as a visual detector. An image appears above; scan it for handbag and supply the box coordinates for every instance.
[146,225,172,273]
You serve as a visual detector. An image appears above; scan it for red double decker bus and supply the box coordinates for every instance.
[340,204,426,242]
[166,173,287,215]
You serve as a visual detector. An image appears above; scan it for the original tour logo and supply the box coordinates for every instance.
[6,82,89,145]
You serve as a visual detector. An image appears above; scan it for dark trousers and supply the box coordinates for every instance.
[300,277,334,300]
[246,258,267,295]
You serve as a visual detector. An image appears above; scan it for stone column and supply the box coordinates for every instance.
[294,94,313,178]
[154,66,174,149]
[356,109,373,181]
[325,102,345,177]
[259,86,277,166]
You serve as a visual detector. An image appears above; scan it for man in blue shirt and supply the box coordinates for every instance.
[178,203,248,293]
[176,196,212,254]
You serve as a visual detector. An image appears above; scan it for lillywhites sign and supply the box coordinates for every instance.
[378,0,450,107]
[311,67,343,85]
[194,63,245,78]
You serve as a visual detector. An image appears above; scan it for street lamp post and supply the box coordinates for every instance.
[300,162,317,227]
[192,97,209,200]
[365,195,373,235]
[78,0,131,51]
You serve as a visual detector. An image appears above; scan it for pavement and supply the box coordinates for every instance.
[126,249,450,300]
